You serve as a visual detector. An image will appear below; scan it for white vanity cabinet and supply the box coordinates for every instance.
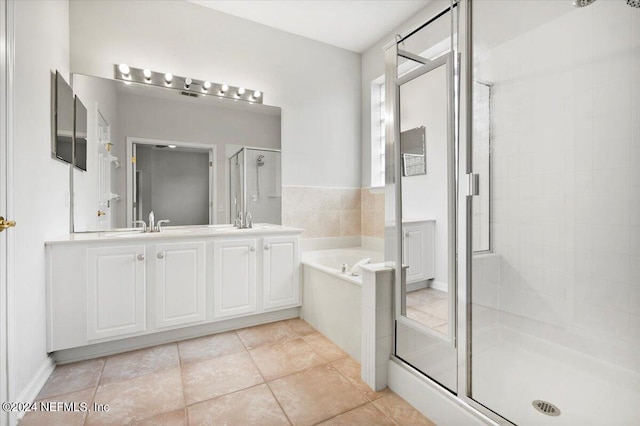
[262,236,300,311]
[212,239,257,320]
[154,241,206,328]
[402,220,435,284]
[46,227,302,353]
[86,245,147,340]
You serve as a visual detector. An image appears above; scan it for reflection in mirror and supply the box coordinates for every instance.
[129,142,213,227]
[229,147,282,225]
[74,96,88,171]
[71,73,281,232]
[54,71,74,164]
[399,62,451,337]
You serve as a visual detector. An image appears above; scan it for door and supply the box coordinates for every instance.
[386,8,459,391]
[1,1,14,424]
[263,236,300,310]
[155,241,206,328]
[213,238,256,319]
[87,246,146,340]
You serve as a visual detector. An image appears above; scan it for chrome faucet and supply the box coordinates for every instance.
[234,211,253,229]
[156,219,170,232]
[132,220,147,232]
[148,211,155,233]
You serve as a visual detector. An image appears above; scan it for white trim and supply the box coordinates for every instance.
[13,358,55,424]
[388,359,497,426]
[1,1,16,425]
[125,136,217,227]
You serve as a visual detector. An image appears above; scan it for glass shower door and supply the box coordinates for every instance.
[469,1,640,424]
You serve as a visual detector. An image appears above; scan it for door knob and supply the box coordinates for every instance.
[264,245,270,250]
[0,217,16,232]
[405,232,410,237]
[137,254,145,261]
[250,247,256,252]
[157,252,164,259]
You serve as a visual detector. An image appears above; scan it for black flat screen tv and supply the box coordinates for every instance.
[54,71,74,164]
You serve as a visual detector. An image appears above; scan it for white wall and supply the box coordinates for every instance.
[69,0,362,189]
[13,0,69,401]
[360,0,451,188]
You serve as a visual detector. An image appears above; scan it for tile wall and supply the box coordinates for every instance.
[282,186,362,239]
[475,1,640,367]
[281,186,385,241]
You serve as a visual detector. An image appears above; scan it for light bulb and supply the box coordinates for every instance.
[118,63,130,76]
[164,73,173,84]
[203,81,211,91]
[253,91,261,99]
[184,77,192,89]
[143,69,152,80]
[237,87,245,95]
[220,84,229,94]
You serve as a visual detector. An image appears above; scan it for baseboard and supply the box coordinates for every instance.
[429,280,448,292]
[407,280,428,292]
[53,308,299,364]
[388,359,497,426]
[13,356,55,423]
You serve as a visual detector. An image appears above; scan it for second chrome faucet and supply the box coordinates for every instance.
[133,211,170,233]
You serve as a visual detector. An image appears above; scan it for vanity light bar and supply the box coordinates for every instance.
[113,64,264,104]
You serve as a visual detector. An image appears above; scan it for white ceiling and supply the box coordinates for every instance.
[187,0,430,53]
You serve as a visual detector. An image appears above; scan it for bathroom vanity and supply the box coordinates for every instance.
[45,225,301,354]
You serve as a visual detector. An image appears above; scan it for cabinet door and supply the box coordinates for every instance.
[87,245,146,340]
[155,241,206,328]
[403,224,427,283]
[213,239,257,319]
[263,236,300,310]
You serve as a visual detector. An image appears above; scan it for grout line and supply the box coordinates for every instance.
[265,381,294,426]
[82,358,107,426]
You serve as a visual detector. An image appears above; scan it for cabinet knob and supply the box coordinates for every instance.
[264,245,270,250]
[157,252,164,259]
[250,247,256,252]
[405,232,410,237]
[137,254,145,261]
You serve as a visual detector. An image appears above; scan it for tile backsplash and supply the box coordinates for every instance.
[281,186,385,240]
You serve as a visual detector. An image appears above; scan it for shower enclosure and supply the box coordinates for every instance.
[229,147,282,225]
[385,1,640,424]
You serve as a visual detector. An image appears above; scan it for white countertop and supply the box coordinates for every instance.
[45,224,303,245]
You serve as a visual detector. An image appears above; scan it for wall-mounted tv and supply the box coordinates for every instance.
[54,71,74,164]
[74,96,87,171]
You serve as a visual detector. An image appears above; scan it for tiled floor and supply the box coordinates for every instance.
[405,288,449,335]
[21,319,434,426]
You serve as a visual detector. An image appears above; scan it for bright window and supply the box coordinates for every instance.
[371,78,385,187]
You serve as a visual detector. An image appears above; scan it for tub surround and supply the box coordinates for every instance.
[361,187,385,238]
[46,225,302,359]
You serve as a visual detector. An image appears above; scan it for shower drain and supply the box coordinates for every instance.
[532,400,561,416]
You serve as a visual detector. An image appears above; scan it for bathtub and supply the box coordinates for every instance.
[301,247,383,361]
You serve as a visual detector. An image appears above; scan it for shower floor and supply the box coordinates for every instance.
[471,308,640,425]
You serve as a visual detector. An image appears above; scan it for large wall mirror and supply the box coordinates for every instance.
[71,73,281,232]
